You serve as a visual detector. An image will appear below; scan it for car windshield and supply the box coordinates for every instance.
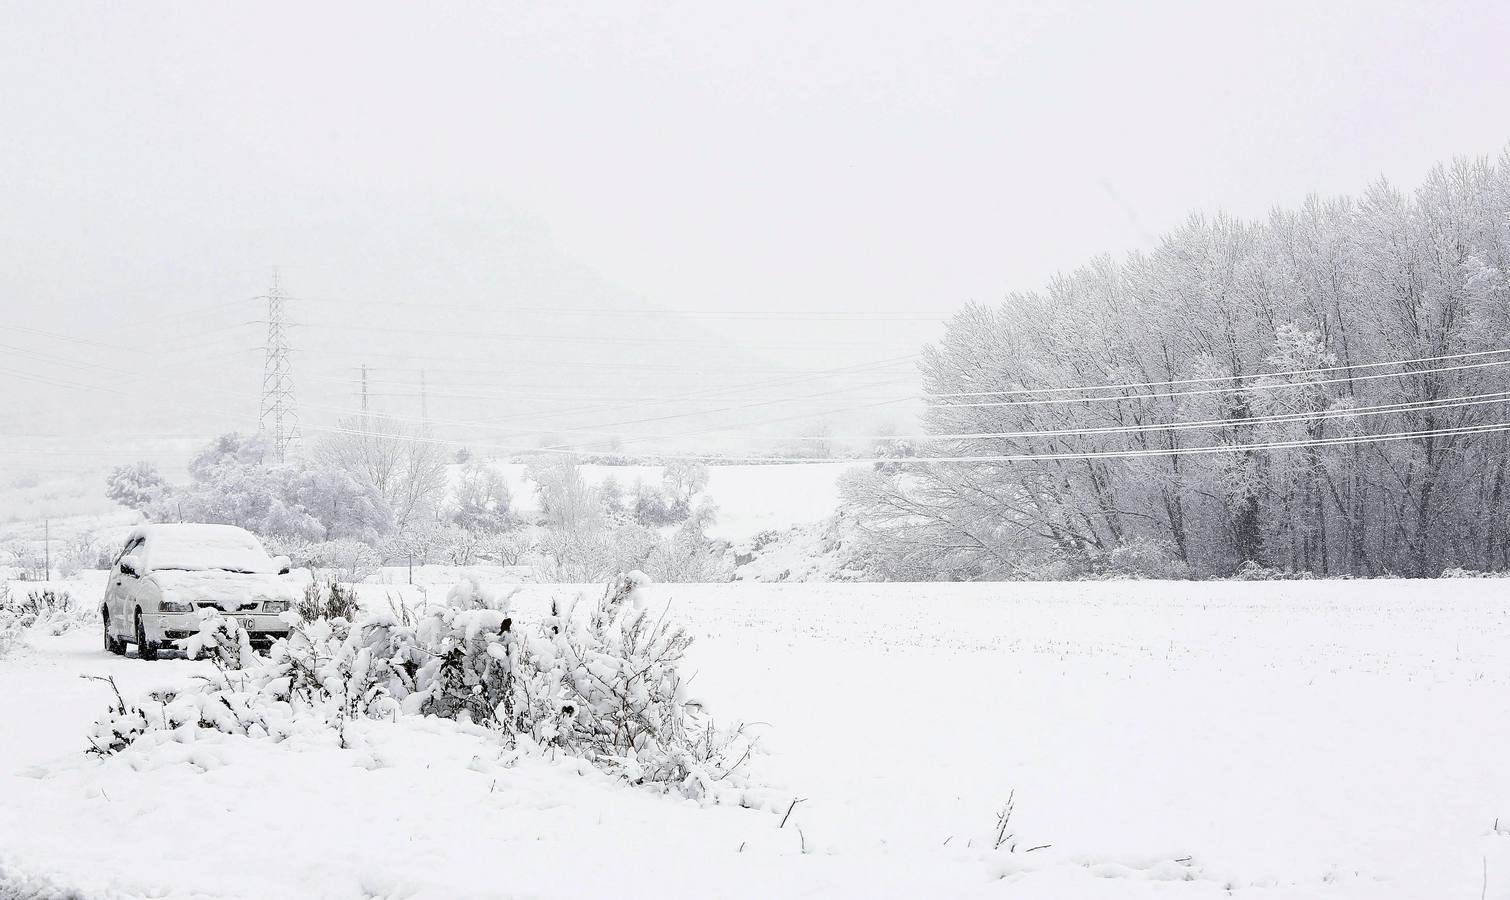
[140,525,279,574]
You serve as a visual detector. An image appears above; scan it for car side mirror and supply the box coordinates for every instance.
[119,555,142,578]
[272,555,292,576]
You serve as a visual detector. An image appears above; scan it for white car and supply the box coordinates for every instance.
[102,523,299,660]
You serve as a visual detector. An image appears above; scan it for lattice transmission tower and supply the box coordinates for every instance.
[258,270,300,460]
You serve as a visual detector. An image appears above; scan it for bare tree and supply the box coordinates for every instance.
[318,417,449,533]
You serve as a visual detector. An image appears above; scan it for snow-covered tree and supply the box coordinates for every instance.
[317,417,449,532]
[449,460,513,532]
[661,460,709,512]
[174,432,393,546]
[851,149,1510,578]
[105,461,168,518]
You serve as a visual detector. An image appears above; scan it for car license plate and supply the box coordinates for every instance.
[239,617,256,631]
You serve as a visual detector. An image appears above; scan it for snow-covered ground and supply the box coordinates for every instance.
[4,578,1510,898]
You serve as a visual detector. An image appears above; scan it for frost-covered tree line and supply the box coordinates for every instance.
[106,425,730,582]
[843,151,1510,579]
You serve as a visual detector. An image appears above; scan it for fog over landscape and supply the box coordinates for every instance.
[5,2,1509,474]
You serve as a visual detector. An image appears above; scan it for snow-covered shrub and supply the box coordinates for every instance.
[54,532,101,578]
[750,529,782,553]
[9,588,60,621]
[5,588,95,636]
[296,578,360,622]
[1101,539,1193,580]
[2,540,47,581]
[1441,567,1501,579]
[88,573,757,798]
[631,480,686,527]
[179,608,256,668]
[84,677,150,757]
[0,586,95,654]
[643,520,733,583]
[268,615,387,722]
[526,572,746,791]
[1229,560,1315,581]
[414,606,517,724]
[444,575,517,611]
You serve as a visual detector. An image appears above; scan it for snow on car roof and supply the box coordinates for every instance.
[128,523,278,574]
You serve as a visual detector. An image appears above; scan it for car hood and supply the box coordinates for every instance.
[148,569,301,610]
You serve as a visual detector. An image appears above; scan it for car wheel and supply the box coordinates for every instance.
[103,610,125,655]
[134,610,158,661]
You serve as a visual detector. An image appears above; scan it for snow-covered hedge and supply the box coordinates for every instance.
[91,573,757,799]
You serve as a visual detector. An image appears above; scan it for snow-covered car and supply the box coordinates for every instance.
[102,524,298,660]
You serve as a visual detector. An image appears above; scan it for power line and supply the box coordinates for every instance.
[531,391,1510,444]
[109,295,263,332]
[298,418,1510,465]
[12,340,1510,468]
[520,351,1510,448]
[9,321,254,353]
[19,300,1510,462]
[17,334,1510,455]
[929,357,1510,408]
[0,366,128,394]
[928,346,1510,397]
[298,347,1510,422]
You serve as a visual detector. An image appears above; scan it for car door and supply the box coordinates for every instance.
[106,535,143,635]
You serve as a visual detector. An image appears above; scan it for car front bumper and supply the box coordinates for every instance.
[144,612,292,646]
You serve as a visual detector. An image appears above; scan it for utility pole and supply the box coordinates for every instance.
[258,270,300,461]
[43,517,50,581]
[420,368,428,428]
[360,364,370,426]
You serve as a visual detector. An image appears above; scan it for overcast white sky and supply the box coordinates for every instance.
[2,1,1509,469]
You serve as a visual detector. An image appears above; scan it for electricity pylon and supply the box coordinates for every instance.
[258,270,300,461]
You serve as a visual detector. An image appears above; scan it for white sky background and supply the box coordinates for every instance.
[2,1,1509,472]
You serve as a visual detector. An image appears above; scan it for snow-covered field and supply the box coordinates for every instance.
[4,578,1510,898]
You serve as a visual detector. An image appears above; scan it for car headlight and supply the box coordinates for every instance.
[263,601,290,614]
[159,600,194,613]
